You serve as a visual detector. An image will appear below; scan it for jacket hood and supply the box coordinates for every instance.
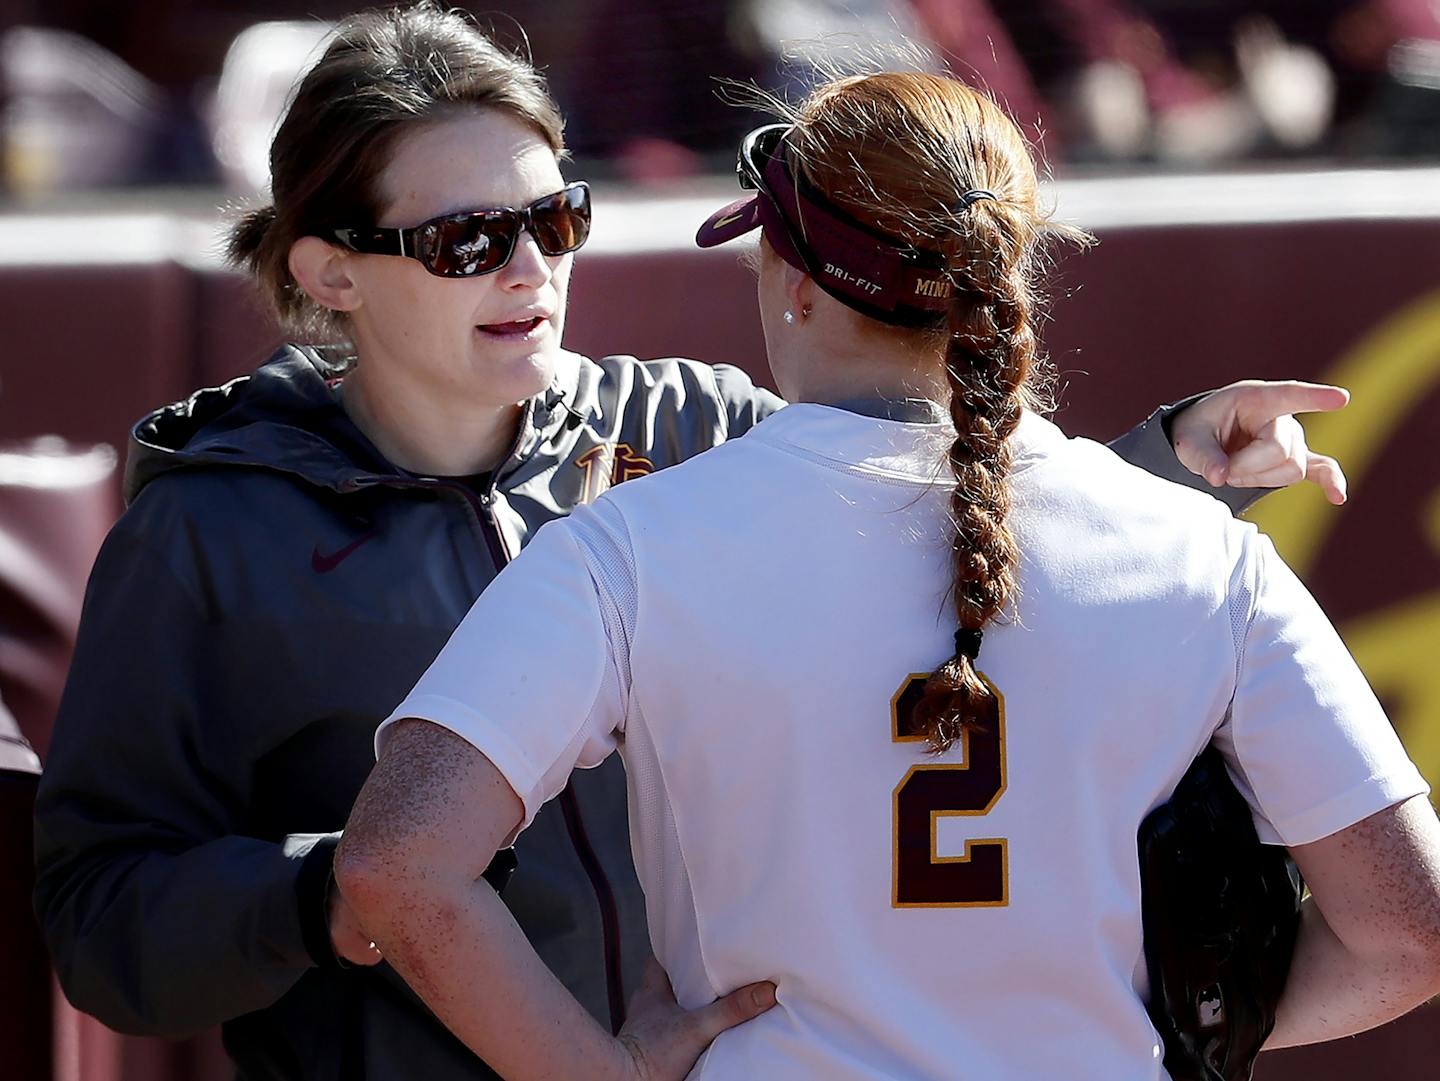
[125,344,586,507]
[125,346,395,505]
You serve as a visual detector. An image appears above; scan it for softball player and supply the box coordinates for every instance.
[336,72,1440,1080]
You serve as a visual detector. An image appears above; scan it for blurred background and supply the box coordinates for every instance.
[1,2,1438,1080]
[5,0,1440,189]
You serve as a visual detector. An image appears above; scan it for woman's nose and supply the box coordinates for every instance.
[499,230,552,288]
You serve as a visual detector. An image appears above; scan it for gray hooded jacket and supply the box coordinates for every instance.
[33,344,1233,1080]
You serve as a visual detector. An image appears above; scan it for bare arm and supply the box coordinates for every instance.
[1267,795,1440,1047]
[335,718,773,1081]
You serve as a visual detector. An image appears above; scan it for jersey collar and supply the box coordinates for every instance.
[750,403,1057,482]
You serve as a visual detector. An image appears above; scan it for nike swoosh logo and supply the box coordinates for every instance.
[311,532,376,573]
[710,211,745,230]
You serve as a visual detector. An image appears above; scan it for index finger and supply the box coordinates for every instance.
[1241,380,1351,421]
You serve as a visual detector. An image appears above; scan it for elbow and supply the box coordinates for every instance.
[332,827,446,924]
[334,827,478,942]
[331,833,402,926]
[46,936,195,1038]
[58,982,184,1038]
[34,885,157,1036]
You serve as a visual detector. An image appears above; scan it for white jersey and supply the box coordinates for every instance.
[382,404,1426,1081]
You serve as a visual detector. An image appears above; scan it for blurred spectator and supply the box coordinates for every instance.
[944,1,1338,164]
[565,0,937,183]
[907,0,1055,156]
[560,0,768,180]
[1058,0,1440,161]
[2,28,165,193]
[1322,0,1440,156]
[744,0,936,96]
[208,20,334,193]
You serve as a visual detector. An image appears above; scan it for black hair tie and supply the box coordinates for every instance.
[954,189,998,212]
[954,627,983,661]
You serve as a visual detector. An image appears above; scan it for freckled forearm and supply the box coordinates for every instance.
[356,875,630,1081]
[1267,797,1440,1050]
[338,722,620,1076]
[1266,901,1440,1049]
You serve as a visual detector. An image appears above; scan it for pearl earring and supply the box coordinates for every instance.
[783,310,795,325]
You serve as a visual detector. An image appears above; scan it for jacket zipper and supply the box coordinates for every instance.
[439,478,629,1035]
[470,487,512,568]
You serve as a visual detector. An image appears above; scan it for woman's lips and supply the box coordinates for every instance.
[477,316,546,339]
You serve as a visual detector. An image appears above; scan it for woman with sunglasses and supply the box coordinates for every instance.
[335,68,1440,1081]
[34,5,1358,1081]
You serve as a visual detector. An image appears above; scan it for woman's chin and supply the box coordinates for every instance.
[470,338,560,404]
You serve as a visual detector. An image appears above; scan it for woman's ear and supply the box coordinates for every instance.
[782,261,815,322]
[289,236,363,313]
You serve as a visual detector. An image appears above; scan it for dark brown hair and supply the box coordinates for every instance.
[226,2,565,342]
[785,72,1086,753]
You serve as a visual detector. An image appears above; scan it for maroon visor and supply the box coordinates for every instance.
[696,124,956,328]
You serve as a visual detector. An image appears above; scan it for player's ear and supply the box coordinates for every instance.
[781,262,814,322]
[289,236,363,313]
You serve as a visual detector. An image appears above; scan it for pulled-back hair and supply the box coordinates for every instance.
[226,2,565,343]
[783,71,1087,753]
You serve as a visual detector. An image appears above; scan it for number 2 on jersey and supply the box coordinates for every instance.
[890,673,1008,907]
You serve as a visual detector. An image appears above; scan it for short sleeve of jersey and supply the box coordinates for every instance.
[1215,528,1428,846]
[377,499,638,835]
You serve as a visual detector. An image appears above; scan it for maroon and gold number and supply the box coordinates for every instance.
[891,673,1008,908]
